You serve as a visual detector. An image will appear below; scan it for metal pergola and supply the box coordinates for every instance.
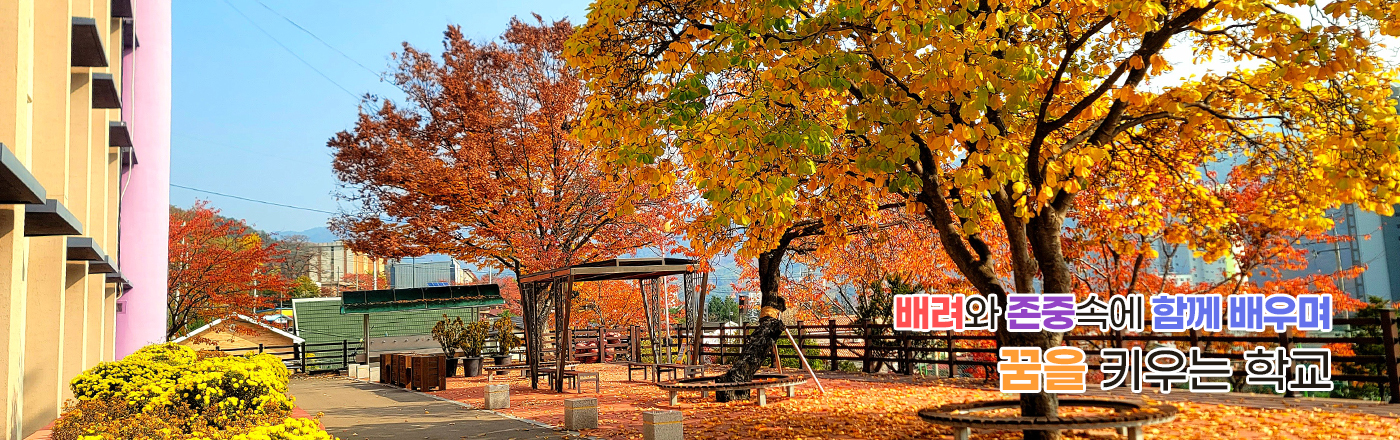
[518,257,708,392]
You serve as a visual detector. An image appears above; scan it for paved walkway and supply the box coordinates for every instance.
[290,376,571,440]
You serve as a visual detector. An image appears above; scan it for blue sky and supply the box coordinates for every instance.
[171,0,590,233]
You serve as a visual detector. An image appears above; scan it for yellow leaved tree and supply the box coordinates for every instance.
[567,0,1400,436]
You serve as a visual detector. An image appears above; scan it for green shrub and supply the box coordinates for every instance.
[492,318,521,355]
[837,360,860,373]
[776,336,828,370]
[458,320,490,357]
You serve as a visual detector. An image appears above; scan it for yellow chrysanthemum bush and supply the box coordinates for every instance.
[228,418,337,440]
[172,350,293,418]
[53,343,336,440]
[126,341,200,366]
[67,352,180,411]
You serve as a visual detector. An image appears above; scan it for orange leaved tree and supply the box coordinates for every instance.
[571,280,650,328]
[167,201,293,339]
[327,17,679,386]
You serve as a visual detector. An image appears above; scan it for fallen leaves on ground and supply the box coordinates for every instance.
[428,364,1399,439]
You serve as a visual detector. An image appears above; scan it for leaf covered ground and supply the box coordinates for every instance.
[429,364,1399,439]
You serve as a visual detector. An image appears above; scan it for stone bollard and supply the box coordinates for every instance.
[642,410,682,440]
[355,364,370,380]
[563,398,598,430]
[484,383,510,409]
[368,366,381,381]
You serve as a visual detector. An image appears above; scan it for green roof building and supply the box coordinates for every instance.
[291,297,500,347]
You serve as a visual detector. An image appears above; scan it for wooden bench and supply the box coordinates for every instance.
[624,362,706,382]
[485,362,579,382]
[917,399,1178,440]
[655,373,807,407]
[622,361,654,381]
[533,367,595,392]
[560,371,600,393]
[484,363,531,382]
[666,364,706,380]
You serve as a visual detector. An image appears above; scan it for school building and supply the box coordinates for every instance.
[0,1,172,438]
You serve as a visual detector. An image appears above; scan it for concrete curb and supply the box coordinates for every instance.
[343,376,605,440]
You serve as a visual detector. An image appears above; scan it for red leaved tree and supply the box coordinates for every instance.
[328,17,680,386]
[167,201,293,339]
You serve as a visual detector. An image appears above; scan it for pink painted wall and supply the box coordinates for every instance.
[114,0,172,358]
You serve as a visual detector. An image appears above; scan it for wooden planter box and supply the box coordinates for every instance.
[379,353,395,384]
[409,354,448,392]
[377,353,447,391]
[381,353,413,387]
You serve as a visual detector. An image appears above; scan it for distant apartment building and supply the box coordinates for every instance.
[0,1,173,438]
[1155,241,1238,286]
[1284,89,1400,303]
[305,240,384,290]
[387,259,477,289]
[1148,202,1400,304]
[1287,205,1400,303]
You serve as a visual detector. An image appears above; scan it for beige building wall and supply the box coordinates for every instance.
[102,289,114,362]
[0,209,26,440]
[0,0,132,437]
[21,240,64,435]
[59,265,86,404]
[309,241,385,288]
[84,0,110,370]
[0,0,32,438]
[20,0,73,435]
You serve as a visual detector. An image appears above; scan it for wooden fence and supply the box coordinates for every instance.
[200,311,1399,403]
[566,310,1400,403]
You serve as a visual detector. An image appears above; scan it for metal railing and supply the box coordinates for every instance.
[211,340,364,374]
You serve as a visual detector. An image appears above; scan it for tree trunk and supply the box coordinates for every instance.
[1003,331,1062,440]
[1015,207,1074,440]
[522,280,541,389]
[716,246,788,401]
[521,280,553,389]
[911,169,1066,440]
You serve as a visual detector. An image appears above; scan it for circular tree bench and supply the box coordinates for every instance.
[918,399,1178,440]
[656,374,808,407]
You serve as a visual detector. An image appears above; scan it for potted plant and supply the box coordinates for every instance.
[457,319,490,377]
[431,315,466,376]
[491,317,520,365]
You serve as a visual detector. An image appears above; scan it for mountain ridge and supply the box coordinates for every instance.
[271,226,339,243]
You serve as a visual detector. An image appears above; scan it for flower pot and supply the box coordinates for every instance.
[462,356,484,377]
[444,357,460,377]
[492,354,510,366]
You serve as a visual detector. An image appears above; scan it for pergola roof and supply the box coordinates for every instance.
[339,284,504,314]
[518,257,699,284]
